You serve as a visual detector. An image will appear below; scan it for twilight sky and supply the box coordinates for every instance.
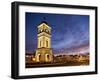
[25,12,89,55]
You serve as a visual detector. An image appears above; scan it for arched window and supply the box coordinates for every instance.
[38,54,41,61]
[45,54,50,61]
[47,55,49,60]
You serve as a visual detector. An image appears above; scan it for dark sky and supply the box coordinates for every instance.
[25,12,89,55]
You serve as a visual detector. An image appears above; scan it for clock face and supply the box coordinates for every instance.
[46,29,48,32]
[46,29,50,33]
[41,29,42,32]
[38,29,50,34]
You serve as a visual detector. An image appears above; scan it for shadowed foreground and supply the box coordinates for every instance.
[26,54,89,68]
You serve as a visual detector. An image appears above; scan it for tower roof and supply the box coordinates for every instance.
[38,20,51,30]
[39,21,49,26]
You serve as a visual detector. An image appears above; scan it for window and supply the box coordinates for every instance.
[46,40,48,47]
[47,55,49,60]
[38,54,41,61]
[40,41,41,47]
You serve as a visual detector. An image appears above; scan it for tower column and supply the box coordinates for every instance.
[35,21,53,62]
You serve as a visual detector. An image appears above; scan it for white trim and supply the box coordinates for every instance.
[19,5,95,76]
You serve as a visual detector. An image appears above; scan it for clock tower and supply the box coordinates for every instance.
[35,21,53,62]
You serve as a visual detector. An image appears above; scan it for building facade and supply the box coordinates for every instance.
[35,21,53,62]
